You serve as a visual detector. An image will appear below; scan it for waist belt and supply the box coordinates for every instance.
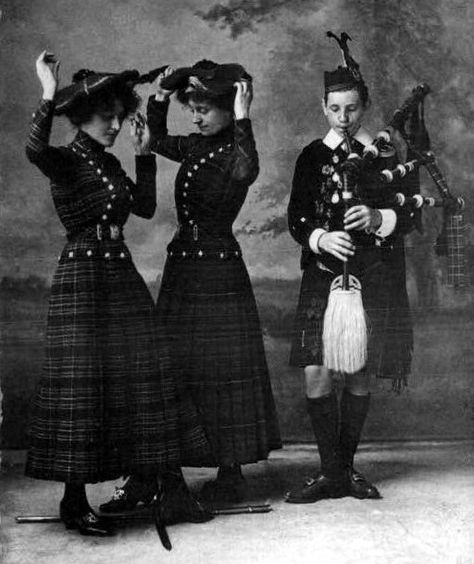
[67,224,123,242]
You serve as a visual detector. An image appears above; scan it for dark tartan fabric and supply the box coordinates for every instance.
[288,134,417,380]
[148,97,282,466]
[25,100,209,483]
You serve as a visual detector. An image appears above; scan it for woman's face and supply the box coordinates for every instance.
[188,99,233,136]
[80,99,126,147]
[322,89,366,138]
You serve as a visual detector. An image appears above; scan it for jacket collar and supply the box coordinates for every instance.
[322,126,372,150]
[71,129,107,154]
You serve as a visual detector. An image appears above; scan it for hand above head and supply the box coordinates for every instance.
[36,50,60,101]
[130,111,151,155]
[154,66,175,102]
[344,205,382,232]
[234,80,252,120]
[318,231,355,262]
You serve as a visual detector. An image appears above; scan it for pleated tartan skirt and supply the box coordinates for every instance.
[290,251,413,382]
[26,240,209,483]
[156,254,282,467]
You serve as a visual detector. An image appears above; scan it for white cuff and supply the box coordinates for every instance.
[309,228,327,254]
[375,209,397,238]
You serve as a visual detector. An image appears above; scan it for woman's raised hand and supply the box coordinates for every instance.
[36,51,60,101]
[130,112,151,155]
[154,66,175,102]
[233,80,252,120]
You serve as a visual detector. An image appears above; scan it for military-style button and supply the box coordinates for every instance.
[209,152,214,158]
[235,251,239,256]
[81,153,87,158]
[187,172,192,177]
[189,220,194,225]
[87,250,92,257]
[193,164,199,170]
[200,158,206,163]
[102,214,108,220]
[106,204,112,210]
[97,168,102,174]
[184,211,189,216]
[105,252,111,259]
[120,252,125,259]
[102,177,109,183]
[220,252,224,258]
[88,160,94,165]
[111,194,116,199]
[218,147,223,152]
[183,192,187,197]
[130,195,134,201]
[300,217,307,223]
[108,185,114,191]
[182,251,187,257]
[184,182,189,188]
[170,251,174,256]
[68,251,74,258]
[198,250,203,257]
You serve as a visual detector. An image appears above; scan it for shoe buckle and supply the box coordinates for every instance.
[111,487,127,501]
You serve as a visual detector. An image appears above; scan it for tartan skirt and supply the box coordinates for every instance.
[26,239,209,483]
[156,253,282,467]
[289,253,413,381]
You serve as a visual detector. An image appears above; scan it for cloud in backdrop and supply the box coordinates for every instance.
[1,0,473,282]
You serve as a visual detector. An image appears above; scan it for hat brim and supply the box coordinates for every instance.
[54,70,139,115]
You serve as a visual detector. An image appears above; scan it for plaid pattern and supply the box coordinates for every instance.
[25,101,209,483]
[149,98,281,466]
[157,257,282,466]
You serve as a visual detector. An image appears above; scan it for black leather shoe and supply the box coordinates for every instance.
[60,501,115,536]
[161,482,213,525]
[346,467,381,499]
[285,473,347,504]
[99,479,156,513]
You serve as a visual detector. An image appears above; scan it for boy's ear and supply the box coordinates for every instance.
[321,98,328,116]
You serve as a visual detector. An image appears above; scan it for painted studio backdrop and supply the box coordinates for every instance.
[1,0,473,449]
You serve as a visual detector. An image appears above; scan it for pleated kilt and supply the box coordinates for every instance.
[156,251,282,467]
[289,249,413,381]
[26,238,209,483]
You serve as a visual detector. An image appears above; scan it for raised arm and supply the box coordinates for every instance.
[127,112,157,219]
[26,51,73,180]
[147,67,194,162]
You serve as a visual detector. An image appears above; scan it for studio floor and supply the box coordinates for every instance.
[1,441,473,564]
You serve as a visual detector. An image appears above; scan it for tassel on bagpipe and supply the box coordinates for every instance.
[322,132,368,375]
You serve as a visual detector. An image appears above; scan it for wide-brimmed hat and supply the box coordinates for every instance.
[54,65,168,115]
[161,59,252,96]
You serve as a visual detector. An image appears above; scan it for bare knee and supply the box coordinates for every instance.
[304,365,333,398]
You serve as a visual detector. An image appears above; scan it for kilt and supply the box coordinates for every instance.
[156,253,282,467]
[26,238,209,483]
[289,251,413,380]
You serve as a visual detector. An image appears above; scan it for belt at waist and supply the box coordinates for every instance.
[67,224,124,242]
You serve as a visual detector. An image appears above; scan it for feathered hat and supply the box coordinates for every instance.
[161,59,252,96]
[324,31,365,94]
[54,65,168,114]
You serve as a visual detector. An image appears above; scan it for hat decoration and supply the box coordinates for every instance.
[324,31,365,94]
[161,59,252,96]
[54,65,168,115]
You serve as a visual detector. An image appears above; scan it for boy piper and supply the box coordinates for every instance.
[286,32,417,503]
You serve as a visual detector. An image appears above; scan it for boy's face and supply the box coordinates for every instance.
[322,89,366,138]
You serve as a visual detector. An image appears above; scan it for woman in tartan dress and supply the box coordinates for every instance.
[103,61,282,507]
[26,52,210,536]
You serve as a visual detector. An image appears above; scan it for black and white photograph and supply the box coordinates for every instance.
[1,1,473,563]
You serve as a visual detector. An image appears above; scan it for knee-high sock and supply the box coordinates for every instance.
[340,391,370,469]
[306,393,342,479]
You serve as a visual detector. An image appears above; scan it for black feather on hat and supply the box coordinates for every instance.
[54,65,169,115]
[161,60,252,96]
[324,31,365,94]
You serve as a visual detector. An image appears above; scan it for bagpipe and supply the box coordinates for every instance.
[322,84,467,375]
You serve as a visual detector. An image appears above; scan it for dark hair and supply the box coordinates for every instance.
[324,83,370,107]
[64,82,140,127]
[176,86,234,114]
